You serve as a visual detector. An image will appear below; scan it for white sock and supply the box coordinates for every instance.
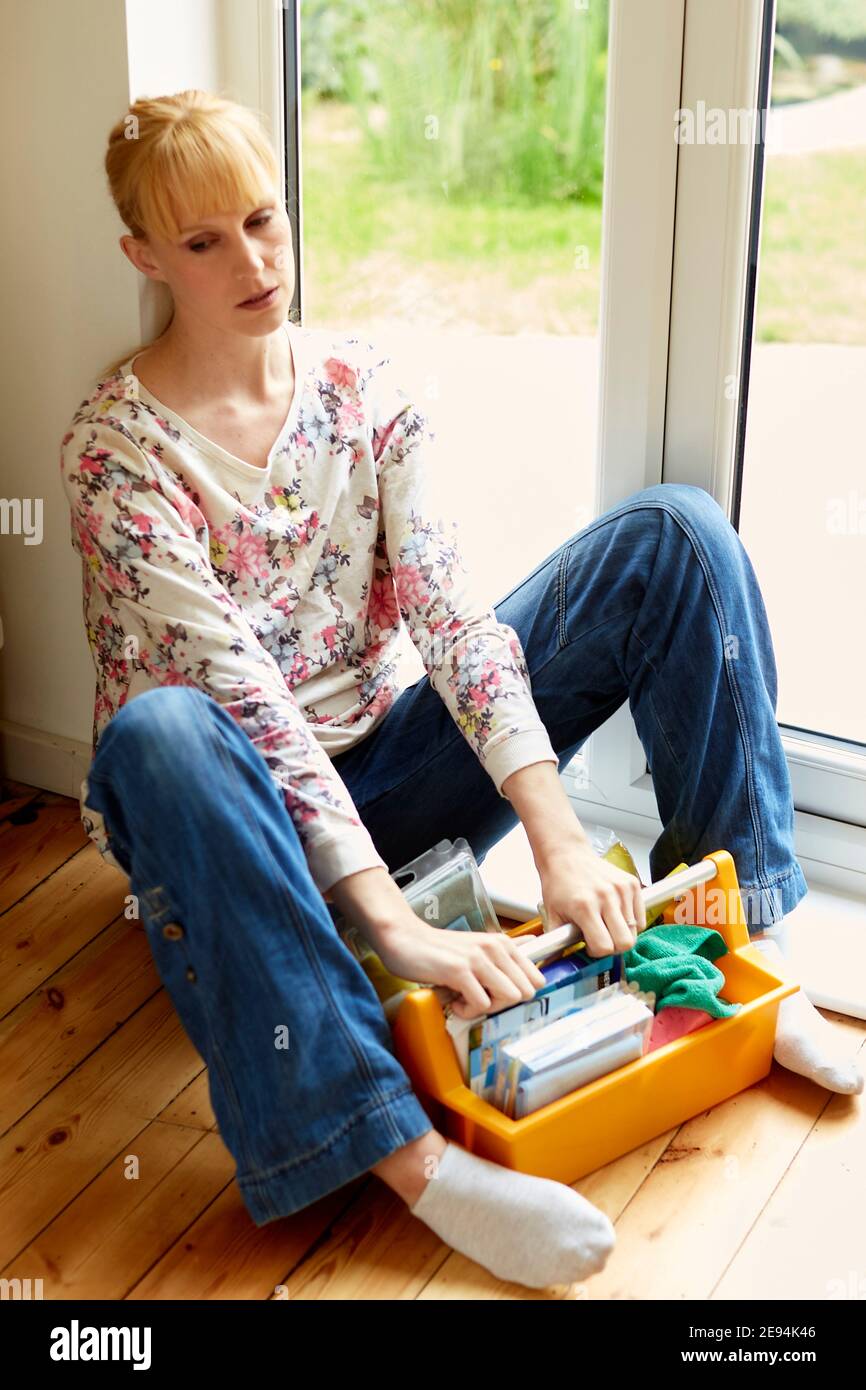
[408,1140,615,1290]
[752,934,864,1095]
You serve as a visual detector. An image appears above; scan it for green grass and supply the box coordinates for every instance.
[755,149,866,345]
[302,98,865,344]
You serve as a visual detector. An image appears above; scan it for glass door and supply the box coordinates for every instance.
[735,0,866,816]
[284,0,687,709]
[646,0,866,883]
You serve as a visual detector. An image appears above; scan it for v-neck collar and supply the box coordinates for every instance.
[122,319,305,478]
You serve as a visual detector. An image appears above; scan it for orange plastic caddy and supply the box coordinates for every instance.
[390,850,798,1185]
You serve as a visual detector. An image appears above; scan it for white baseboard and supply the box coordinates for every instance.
[0,720,90,800]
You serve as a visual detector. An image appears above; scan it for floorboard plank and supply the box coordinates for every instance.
[275,1179,453,1299]
[0,841,129,1020]
[574,1032,863,1301]
[157,1071,216,1132]
[127,1181,369,1300]
[712,1025,866,1300]
[3,1124,233,1299]
[0,919,162,1133]
[0,792,91,914]
[0,992,206,1266]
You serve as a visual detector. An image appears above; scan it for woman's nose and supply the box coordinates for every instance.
[234,239,267,276]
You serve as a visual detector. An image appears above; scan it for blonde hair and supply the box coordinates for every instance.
[97,89,283,381]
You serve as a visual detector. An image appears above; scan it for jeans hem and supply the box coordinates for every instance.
[236,1084,435,1225]
[741,861,809,934]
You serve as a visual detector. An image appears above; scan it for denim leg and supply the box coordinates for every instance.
[554,483,808,930]
[83,686,433,1226]
[333,484,807,933]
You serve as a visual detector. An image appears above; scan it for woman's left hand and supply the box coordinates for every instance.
[538,840,644,958]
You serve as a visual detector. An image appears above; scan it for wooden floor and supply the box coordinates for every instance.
[1,777,864,1301]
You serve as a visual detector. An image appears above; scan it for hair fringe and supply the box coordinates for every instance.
[96,89,281,382]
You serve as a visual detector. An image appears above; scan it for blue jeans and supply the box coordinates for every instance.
[83,483,807,1225]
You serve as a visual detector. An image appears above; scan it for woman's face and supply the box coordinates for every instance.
[122,196,296,335]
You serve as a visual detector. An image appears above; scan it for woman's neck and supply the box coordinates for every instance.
[139,319,293,406]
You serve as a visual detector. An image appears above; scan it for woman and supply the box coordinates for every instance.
[60,90,859,1292]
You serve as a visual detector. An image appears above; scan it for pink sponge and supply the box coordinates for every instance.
[647,1005,714,1053]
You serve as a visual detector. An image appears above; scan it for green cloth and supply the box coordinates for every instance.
[622,924,742,1019]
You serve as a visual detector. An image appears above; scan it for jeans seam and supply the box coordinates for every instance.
[236,1083,420,1185]
[131,878,265,1179]
[555,543,569,650]
[739,866,803,889]
[508,493,680,652]
[622,623,684,775]
[137,887,264,1180]
[102,708,267,1181]
[646,685,685,774]
[647,499,774,898]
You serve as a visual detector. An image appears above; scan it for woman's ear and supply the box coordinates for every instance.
[119,233,167,285]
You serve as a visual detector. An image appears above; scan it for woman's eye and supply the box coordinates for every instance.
[189,215,272,253]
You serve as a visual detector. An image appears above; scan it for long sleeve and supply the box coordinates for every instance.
[367,351,559,795]
[60,417,387,894]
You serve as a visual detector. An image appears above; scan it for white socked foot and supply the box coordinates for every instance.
[408,1140,615,1290]
[753,936,864,1095]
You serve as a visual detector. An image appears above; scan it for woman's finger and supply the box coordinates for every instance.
[448,968,493,1018]
[616,880,642,945]
[472,952,535,1010]
[569,902,615,958]
[503,939,547,990]
[632,879,645,930]
[447,941,544,1019]
[599,888,637,953]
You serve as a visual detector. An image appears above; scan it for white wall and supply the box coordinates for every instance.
[0,0,276,797]
[127,0,222,99]
[0,0,134,797]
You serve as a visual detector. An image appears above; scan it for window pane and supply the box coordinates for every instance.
[299,0,610,684]
[739,1,866,744]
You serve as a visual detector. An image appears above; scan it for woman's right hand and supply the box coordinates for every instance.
[328,865,548,1020]
[374,913,548,1020]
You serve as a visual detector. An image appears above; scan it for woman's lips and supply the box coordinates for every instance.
[237,285,279,309]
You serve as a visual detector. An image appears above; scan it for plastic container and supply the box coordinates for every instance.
[336,837,502,1021]
[390,837,501,935]
[390,849,799,1185]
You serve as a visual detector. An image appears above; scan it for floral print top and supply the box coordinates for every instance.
[60,319,558,892]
